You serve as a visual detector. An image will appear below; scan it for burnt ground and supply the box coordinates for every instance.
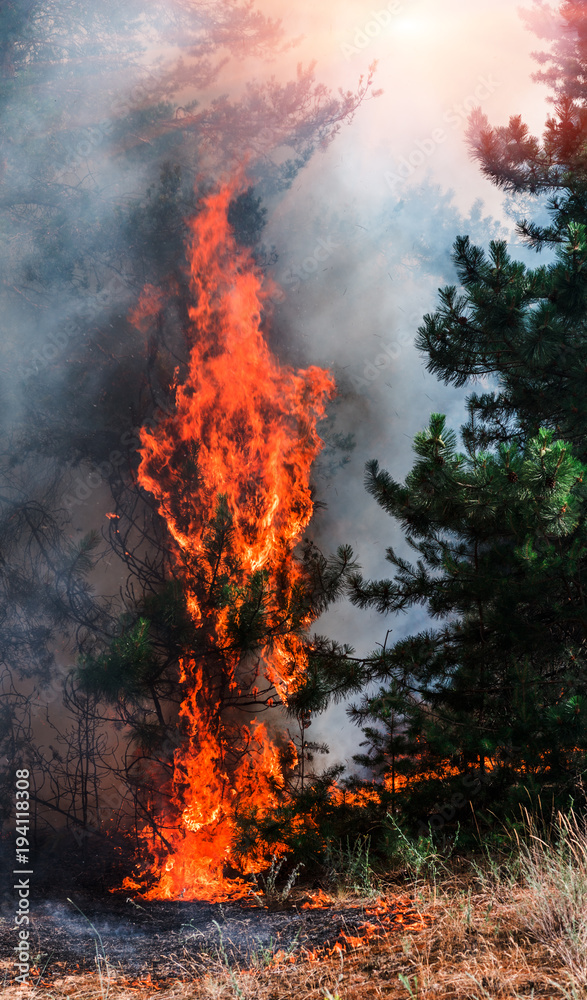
[0,889,411,980]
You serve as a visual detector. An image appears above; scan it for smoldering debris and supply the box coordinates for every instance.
[0,892,414,978]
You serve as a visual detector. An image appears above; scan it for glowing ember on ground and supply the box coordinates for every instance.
[123,178,334,902]
[302,889,333,909]
[297,890,432,954]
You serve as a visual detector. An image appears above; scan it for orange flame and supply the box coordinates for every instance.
[125,179,334,901]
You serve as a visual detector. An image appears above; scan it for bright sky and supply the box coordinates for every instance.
[242,0,560,766]
[259,0,551,218]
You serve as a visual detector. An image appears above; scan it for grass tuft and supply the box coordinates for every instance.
[514,808,587,988]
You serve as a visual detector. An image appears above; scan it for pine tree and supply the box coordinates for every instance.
[351,0,587,827]
[351,415,587,822]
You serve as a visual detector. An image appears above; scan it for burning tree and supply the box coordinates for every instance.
[0,0,373,856]
[76,180,360,899]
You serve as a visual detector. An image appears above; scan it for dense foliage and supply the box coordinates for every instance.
[352,0,587,832]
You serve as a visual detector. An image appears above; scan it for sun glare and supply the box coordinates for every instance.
[394,15,426,35]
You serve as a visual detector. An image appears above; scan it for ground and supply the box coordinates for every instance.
[0,881,576,999]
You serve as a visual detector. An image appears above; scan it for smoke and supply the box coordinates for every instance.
[0,0,562,828]
[263,181,513,765]
[249,0,558,767]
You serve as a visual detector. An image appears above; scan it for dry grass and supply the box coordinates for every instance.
[0,884,582,1000]
[4,810,587,999]
[513,809,587,988]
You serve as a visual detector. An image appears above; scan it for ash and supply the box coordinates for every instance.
[0,891,396,978]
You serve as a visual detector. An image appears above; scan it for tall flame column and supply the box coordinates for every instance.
[126,181,334,901]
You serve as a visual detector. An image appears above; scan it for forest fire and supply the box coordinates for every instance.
[123,179,335,901]
[5,5,587,996]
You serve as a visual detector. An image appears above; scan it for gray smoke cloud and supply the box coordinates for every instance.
[0,0,562,800]
[251,0,559,767]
